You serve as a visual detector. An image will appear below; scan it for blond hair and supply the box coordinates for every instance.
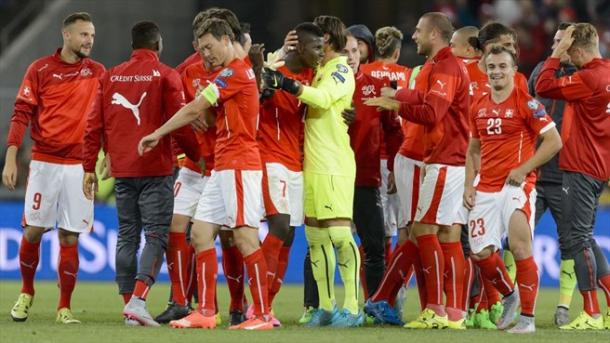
[375,26,403,58]
[570,23,598,52]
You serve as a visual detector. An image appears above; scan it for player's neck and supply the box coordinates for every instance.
[491,84,514,104]
[321,50,340,66]
[426,43,447,61]
[60,46,82,64]
[284,52,305,73]
[222,47,238,67]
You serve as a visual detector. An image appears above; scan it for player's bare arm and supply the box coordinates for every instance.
[2,145,19,191]
[463,137,480,210]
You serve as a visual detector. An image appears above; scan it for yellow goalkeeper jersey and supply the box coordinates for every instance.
[298,55,355,176]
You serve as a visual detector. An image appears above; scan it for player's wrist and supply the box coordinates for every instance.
[281,77,301,95]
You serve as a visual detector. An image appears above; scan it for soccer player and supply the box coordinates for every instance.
[347,24,375,64]
[359,26,412,263]
[3,12,104,324]
[465,45,562,333]
[258,22,324,326]
[83,21,199,326]
[365,12,470,329]
[262,15,361,327]
[344,30,404,299]
[527,22,578,327]
[536,23,610,330]
[157,8,251,326]
[451,26,501,329]
[138,18,271,330]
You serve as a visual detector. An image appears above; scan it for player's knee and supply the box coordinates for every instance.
[328,226,354,248]
[58,229,79,246]
[23,226,45,244]
[471,246,494,261]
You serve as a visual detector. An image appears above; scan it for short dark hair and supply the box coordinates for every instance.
[196,18,235,41]
[295,22,324,41]
[131,21,161,50]
[558,22,574,31]
[63,12,92,28]
[484,45,518,66]
[422,12,454,43]
[477,22,516,50]
[313,15,347,51]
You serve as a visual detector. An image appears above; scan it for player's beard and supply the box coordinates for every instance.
[73,46,91,59]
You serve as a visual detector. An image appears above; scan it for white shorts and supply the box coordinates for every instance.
[379,159,399,237]
[23,160,93,233]
[414,163,465,226]
[454,174,480,225]
[173,167,209,217]
[467,184,536,254]
[262,162,304,227]
[394,154,424,228]
[194,169,264,228]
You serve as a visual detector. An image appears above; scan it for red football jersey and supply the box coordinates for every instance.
[397,47,470,166]
[176,51,202,75]
[535,57,610,180]
[471,87,555,192]
[181,62,219,176]
[258,65,314,172]
[8,49,105,163]
[210,58,261,171]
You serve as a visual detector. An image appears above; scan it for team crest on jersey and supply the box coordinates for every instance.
[336,64,349,73]
[361,84,375,96]
[80,67,92,77]
[528,99,547,118]
[505,109,514,118]
[192,78,201,89]
[477,108,487,117]
[214,77,228,89]
[23,86,31,97]
[527,99,540,110]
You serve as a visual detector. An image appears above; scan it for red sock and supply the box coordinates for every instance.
[371,240,417,305]
[461,257,474,311]
[416,234,445,313]
[515,256,538,316]
[244,249,269,317]
[196,248,217,316]
[385,240,392,267]
[261,233,283,290]
[441,241,465,318]
[19,236,40,296]
[57,243,79,309]
[475,253,514,296]
[478,287,489,312]
[185,245,196,303]
[167,232,189,305]
[122,293,131,304]
[132,280,150,300]
[482,277,501,305]
[412,246,428,311]
[222,245,245,312]
[269,246,290,306]
[359,245,368,299]
[581,290,600,316]
[597,274,610,306]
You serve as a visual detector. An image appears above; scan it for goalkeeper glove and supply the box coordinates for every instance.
[262,67,300,95]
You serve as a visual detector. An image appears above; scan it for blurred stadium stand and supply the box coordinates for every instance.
[0,0,609,202]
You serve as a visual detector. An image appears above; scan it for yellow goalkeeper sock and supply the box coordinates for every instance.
[503,250,516,282]
[328,226,361,315]
[558,259,576,308]
[305,225,336,312]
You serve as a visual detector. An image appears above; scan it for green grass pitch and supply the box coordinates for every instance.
[1,281,608,342]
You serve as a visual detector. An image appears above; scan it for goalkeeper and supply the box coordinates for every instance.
[262,15,361,327]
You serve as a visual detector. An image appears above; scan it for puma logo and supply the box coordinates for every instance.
[562,187,569,194]
[436,80,447,89]
[20,261,36,270]
[337,261,348,268]
[519,283,536,292]
[63,271,77,278]
[422,266,432,274]
[167,262,174,270]
[226,274,243,283]
[561,270,574,279]
[111,92,148,125]
[52,73,63,80]
[82,219,89,225]
[310,260,319,268]
[324,204,333,211]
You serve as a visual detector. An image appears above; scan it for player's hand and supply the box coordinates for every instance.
[506,167,527,187]
[198,158,206,176]
[364,97,400,112]
[342,107,356,126]
[551,25,575,59]
[463,185,476,210]
[100,154,112,180]
[387,171,397,194]
[260,88,275,102]
[83,172,98,200]
[2,159,17,191]
[248,43,265,70]
[282,30,298,54]
[381,87,397,98]
[191,114,208,132]
[262,68,285,89]
[138,132,161,156]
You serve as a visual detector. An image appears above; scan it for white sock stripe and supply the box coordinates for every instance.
[496,267,512,291]
[202,262,206,309]
[254,263,265,315]
[587,291,593,313]
[177,251,185,299]
[599,279,610,295]
[374,251,403,298]
[464,259,473,309]
[434,251,440,304]
[451,256,456,306]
